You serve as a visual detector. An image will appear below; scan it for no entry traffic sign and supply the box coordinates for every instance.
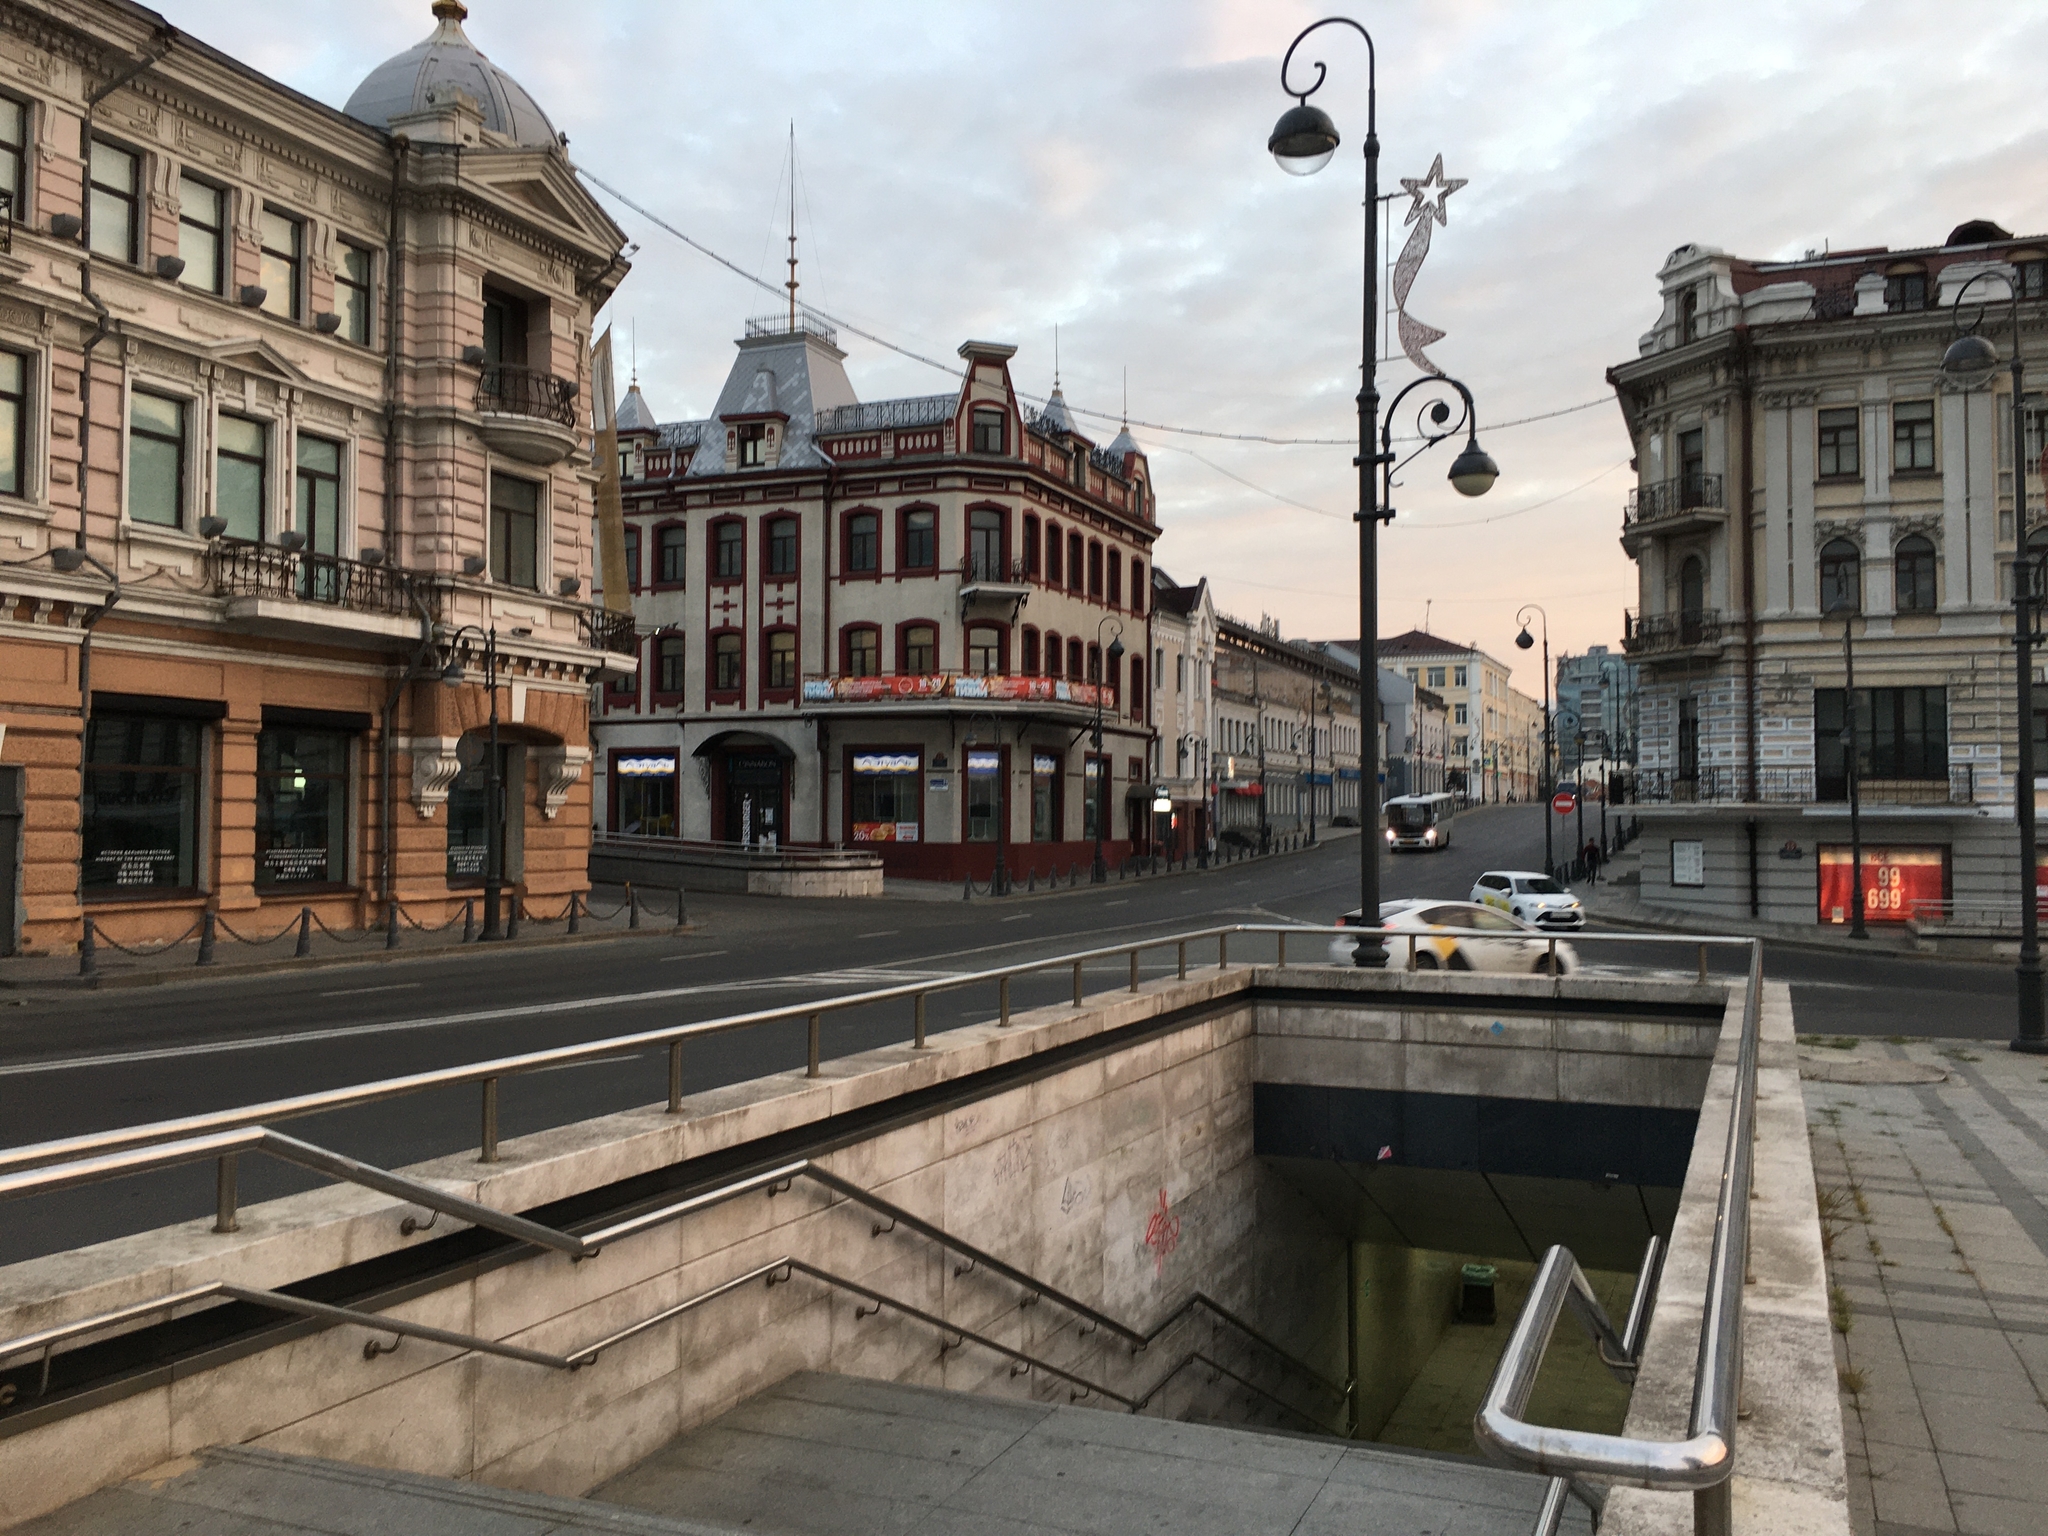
[1551,786,1578,816]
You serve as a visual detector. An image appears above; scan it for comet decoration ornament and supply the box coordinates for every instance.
[1391,154,1466,376]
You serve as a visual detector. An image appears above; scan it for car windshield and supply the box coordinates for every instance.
[1514,877,1566,895]
[1388,803,1434,829]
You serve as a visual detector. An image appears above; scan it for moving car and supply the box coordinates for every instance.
[1334,898,1578,974]
[1469,870,1585,930]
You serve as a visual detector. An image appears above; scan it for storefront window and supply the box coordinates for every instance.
[966,749,1001,842]
[1819,845,1946,926]
[445,738,506,883]
[1032,752,1059,842]
[614,754,677,836]
[82,714,200,894]
[1082,756,1104,839]
[850,751,920,842]
[255,727,349,886]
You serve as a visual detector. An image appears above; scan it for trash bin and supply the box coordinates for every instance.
[1459,1262,1498,1324]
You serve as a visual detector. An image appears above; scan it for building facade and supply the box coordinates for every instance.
[1212,616,1363,844]
[592,325,1160,882]
[0,0,629,954]
[1377,665,1449,798]
[1609,221,2041,927]
[1377,630,1541,802]
[1555,644,1639,775]
[1148,567,1216,859]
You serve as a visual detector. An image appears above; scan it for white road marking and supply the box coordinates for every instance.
[317,983,422,998]
[855,930,899,939]
[657,949,731,964]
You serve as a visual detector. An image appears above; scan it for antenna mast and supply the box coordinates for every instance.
[785,122,799,333]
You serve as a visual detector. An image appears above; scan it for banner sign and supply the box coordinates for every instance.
[803,675,1106,707]
[616,756,676,776]
[852,822,920,842]
[966,750,1001,774]
[851,753,920,774]
[1818,844,1947,925]
[1032,753,1059,775]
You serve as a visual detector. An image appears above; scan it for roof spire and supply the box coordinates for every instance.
[431,0,469,21]
[629,318,637,388]
[1121,366,1128,429]
[1053,323,1060,389]
[785,121,799,334]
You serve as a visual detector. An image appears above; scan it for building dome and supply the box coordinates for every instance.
[344,1,558,147]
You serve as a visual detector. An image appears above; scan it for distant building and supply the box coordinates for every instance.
[1555,646,1638,775]
[1375,632,1541,802]
[1148,569,1218,858]
[1213,618,1363,845]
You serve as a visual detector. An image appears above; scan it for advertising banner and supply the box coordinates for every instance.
[1817,844,1947,925]
[801,675,1104,707]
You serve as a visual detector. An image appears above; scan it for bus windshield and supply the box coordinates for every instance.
[1387,802,1436,830]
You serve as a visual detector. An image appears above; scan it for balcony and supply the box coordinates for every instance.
[212,542,430,643]
[1621,607,1724,660]
[1621,472,1725,549]
[475,364,580,465]
[1635,764,1977,807]
[578,606,639,676]
[957,554,1032,618]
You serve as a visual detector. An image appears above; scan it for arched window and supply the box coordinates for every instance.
[1107,550,1122,606]
[656,523,687,586]
[968,507,1004,580]
[845,511,879,574]
[844,625,880,678]
[1067,531,1084,591]
[1679,554,1705,616]
[1043,630,1062,678]
[1894,535,1937,612]
[762,629,797,693]
[1087,540,1103,598]
[654,636,685,698]
[1884,265,1927,313]
[966,625,1003,676]
[1022,514,1040,577]
[1128,658,1144,721]
[1067,638,1083,678]
[1819,539,1861,614]
[1045,520,1062,585]
[1021,626,1041,675]
[900,623,937,675]
[711,632,743,696]
[765,517,798,578]
[1129,561,1144,613]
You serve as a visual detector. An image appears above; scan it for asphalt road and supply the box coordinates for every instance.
[0,803,2015,1263]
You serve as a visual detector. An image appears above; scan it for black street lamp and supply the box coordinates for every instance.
[1515,604,1552,878]
[1270,18,1498,963]
[441,625,505,941]
[1943,268,2044,1050]
[1090,619,1125,883]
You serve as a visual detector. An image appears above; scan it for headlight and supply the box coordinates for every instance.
[1385,829,1396,841]
[1424,829,1437,842]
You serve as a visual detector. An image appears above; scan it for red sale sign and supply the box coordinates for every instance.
[1817,845,1947,925]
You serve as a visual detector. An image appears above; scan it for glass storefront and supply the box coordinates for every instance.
[1082,756,1104,840]
[255,727,349,886]
[1031,752,1059,841]
[446,735,506,883]
[82,714,200,894]
[965,749,1002,842]
[615,753,678,836]
[850,751,920,842]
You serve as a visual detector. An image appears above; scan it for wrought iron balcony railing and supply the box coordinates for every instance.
[579,606,638,656]
[1621,608,1722,655]
[1624,473,1724,527]
[959,554,1031,584]
[212,541,422,618]
[1634,763,1975,806]
[476,364,578,427]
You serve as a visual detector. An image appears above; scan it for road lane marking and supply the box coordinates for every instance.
[856,930,899,938]
[317,983,422,998]
[657,949,731,964]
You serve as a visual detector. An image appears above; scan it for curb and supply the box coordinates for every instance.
[2,923,702,994]
[933,831,1358,905]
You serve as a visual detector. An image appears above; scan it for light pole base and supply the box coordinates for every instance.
[1351,936,1387,969]
[2012,1037,2048,1055]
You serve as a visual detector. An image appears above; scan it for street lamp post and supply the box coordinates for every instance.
[1943,271,2043,1049]
[1269,18,1498,962]
[1090,620,1125,883]
[440,625,504,941]
[1515,605,1552,879]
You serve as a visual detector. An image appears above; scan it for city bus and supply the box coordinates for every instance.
[1383,792,1457,852]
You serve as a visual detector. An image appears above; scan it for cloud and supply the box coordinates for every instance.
[156,0,2048,682]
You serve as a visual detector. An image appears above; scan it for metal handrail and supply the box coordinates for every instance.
[1473,936,1763,1536]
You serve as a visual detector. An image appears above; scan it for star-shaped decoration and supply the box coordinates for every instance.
[1400,154,1467,229]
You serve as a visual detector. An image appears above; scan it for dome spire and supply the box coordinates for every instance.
[345,0,559,147]
[431,1,469,21]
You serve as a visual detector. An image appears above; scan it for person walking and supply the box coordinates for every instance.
[1582,839,1603,884]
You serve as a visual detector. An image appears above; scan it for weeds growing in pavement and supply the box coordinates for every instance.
[1830,1285,1856,1335]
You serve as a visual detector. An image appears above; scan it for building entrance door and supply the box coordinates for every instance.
[723,752,786,847]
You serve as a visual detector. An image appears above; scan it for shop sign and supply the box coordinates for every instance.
[966,750,1001,774]
[94,848,177,886]
[262,847,331,883]
[852,822,920,842]
[1818,844,1947,925]
[802,675,1105,707]
[852,752,920,774]
[1032,753,1059,775]
[616,756,676,776]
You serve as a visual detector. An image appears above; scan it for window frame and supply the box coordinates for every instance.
[898,504,937,573]
[1021,625,1040,676]
[1130,560,1144,614]
[1087,539,1103,598]
[1044,519,1063,585]
[654,521,687,588]
[711,516,745,582]
[760,627,798,698]
[842,507,880,577]
[488,471,542,590]
[87,138,140,265]
[253,724,353,891]
[709,628,744,701]
[1067,531,1084,591]
[0,345,32,501]
[898,621,938,676]
[1817,406,1861,480]
[1894,534,1938,613]
[81,711,204,898]
[1043,629,1062,679]
[971,405,1007,455]
[0,92,28,231]
[177,173,226,296]
[965,623,1004,677]
[258,205,304,322]
[623,524,641,592]
[1819,537,1862,615]
[764,515,799,580]
[336,241,375,346]
[1884,269,1928,313]
[1022,514,1041,577]
[213,413,268,544]
[653,635,687,701]
[1892,400,1936,474]
[843,623,881,678]
[967,504,1005,581]
[127,388,189,529]
[605,637,641,709]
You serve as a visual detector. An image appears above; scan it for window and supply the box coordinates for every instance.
[846,511,878,573]
[1068,531,1084,590]
[901,623,936,675]
[1884,270,1927,312]
[608,647,641,706]
[1107,551,1121,607]
[1679,287,1699,342]
[1130,561,1143,613]
[1129,658,1144,720]
[214,416,266,543]
[1893,400,1935,472]
[1044,630,1062,679]
[1087,540,1103,597]
[1679,554,1706,624]
[614,753,677,837]
[337,244,374,345]
[1453,666,1468,688]
[177,176,224,294]
[712,632,743,694]
[1023,514,1040,576]
[82,713,201,894]
[846,626,880,677]
[972,406,1006,454]
[1021,627,1040,675]
[88,141,138,264]
[1895,535,1937,612]
[966,624,1002,675]
[1175,654,1186,693]
[1816,686,1948,797]
[0,349,24,497]
[901,507,936,570]
[764,629,797,693]
[714,519,744,579]
[1818,407,1860,478]
[1045,521,1062,585]
[128,391,186,528]
[1086,643,1101,685]
[255,726,350,888]
[739,423,771,466]
[1678,428,1705,503]
[969,506,1004,580]
[966,748,1002,842]
[1067,637,1083,678]
[850,751,921,842]
[1819,538,1861,614]
[259,208,303,321]
[1426,666,1445,688]
[766,516,797,578]
[655,636,686,695]
[1031,752,1060,842]
[0,95,26,227]
[1454,703,1468,725]
[1082,756,1105,839]
[444,734,505,883]
[489,474,539,588]
[658,524,686,585]
[623,526,641,591]
[2021,260,2048,301]
[482,287,528,365]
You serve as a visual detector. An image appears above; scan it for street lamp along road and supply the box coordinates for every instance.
[1269,16,1499,965]
[1942,267,2045,1052]
[1514,605,1551,878]
[440,625,507,941]
[1090,619,1125,884]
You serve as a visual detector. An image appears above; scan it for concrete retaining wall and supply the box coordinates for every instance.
[589,841,884,898]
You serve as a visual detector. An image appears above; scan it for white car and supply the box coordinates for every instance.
[1470,870,1585,931]
[1335,899,1579,974]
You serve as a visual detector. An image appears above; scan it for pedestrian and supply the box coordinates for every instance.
[1582,839,1602,884]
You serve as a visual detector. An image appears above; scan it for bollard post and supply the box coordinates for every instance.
[214,1154,239,1234]
[1177,940,1187,980]
[386,903,400,950]
[505,898,520,941]
[295,907,312,958]
[196,909,217,966]
[674,887,688,929]
[462,899,475,944]
[963,874,973,901]
[479,1078,499,1162]
[914,992,928,1048]
[1128,950,1140,993]
[1406,933,1418,972]
[1027,869,1036,893]
[1279,931,1288,969]
[1072,960,1084,1007]
[807,1014,822,1078]
[1219,932,1229,970]
[999,975,1012,1027]
[567,891,581,936]
[628,883,640,930]
[668,1040,684,1114]
[1697,944,1708,985]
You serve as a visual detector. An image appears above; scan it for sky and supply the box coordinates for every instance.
[162,0,2048,695]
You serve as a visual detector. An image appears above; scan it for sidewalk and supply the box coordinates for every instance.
[0,884,692,992]
[880,824,1360,902]
[1806,1036,2048,1535]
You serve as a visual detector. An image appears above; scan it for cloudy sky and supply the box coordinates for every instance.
[167,0,2048,690]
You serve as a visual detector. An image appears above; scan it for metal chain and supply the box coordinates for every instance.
[307,912,380,945]
[86,916,202,957]
[212,913,307,946]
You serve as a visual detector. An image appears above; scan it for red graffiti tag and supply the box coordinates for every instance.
[1143,1187,1180,1275]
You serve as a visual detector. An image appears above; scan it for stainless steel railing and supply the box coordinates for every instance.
[1474,935,1763,1536]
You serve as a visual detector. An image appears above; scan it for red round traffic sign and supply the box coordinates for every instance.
[1551,789,1578,816]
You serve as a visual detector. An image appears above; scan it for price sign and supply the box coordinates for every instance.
[1818,845,1947,925]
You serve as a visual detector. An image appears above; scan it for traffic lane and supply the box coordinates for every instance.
[1258,804,1553,925]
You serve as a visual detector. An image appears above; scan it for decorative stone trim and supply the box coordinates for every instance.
[1890,514,1943,550]
[535,744,590,820]
[405,735,463,819]
[1814,518,1865,551]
